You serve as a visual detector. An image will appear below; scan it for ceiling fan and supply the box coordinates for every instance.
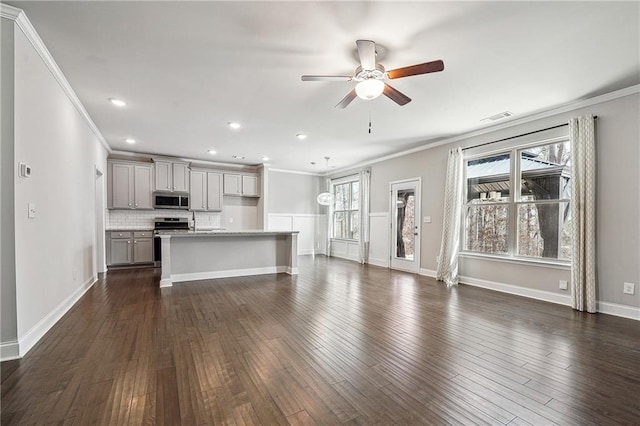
[301,40,444,108]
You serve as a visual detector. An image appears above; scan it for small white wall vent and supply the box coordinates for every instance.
[481,111,514,123]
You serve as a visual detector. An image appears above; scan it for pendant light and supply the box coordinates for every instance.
[317,157,335,206]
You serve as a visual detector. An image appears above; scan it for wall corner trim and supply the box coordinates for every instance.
[18,275,98,357]
[1,4,111,153]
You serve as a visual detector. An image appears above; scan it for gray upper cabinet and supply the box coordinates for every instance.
[155,160,189,192]
[207,172,222,210]
[111,162,134,208]
[190,169,222,211]
[134,165,154,209]
[108,160,154,210]
[224,173,259,197]
[242,175,259,197]
[190,170,207,211]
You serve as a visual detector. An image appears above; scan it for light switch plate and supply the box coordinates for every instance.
[423,216,432,223]
[28,203,36,218]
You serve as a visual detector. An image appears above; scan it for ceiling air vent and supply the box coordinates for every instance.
[481,111,514,123]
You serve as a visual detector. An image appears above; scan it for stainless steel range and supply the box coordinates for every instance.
[153,217,190,266]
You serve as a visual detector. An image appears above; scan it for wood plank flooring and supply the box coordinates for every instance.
[2,255,639,425]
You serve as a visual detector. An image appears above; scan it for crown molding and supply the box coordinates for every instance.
[269,168,323,177]
[330,84,640,175]
[1,4,111,153]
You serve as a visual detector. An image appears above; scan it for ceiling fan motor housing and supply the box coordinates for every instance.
[354,64,386,82]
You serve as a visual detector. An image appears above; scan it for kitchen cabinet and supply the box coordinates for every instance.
[133,231,154,264]
[107,231,153,266]
[108,161,154,209]
[154,160,189,193]
[223,173,259,197]
[190,169,222,211]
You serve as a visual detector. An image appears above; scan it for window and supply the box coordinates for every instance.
[333,179,359,240]
[463,139,571,261]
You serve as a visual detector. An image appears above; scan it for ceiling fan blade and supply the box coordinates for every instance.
[335,89,357,109]
[302,75,353,82]
[387,60,444,79]
[383,84,411,106]
[356,40,376,71]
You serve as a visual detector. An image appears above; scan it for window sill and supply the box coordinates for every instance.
[331,238,359,243]
[459,251,571,270]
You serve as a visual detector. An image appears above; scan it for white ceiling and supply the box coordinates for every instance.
[8,1,640,173]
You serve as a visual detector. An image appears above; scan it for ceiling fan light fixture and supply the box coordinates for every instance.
[355,79,384,100]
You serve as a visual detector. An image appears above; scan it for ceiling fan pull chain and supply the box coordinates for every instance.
[368,111,372,134]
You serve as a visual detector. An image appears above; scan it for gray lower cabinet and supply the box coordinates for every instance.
[107,231,153,266]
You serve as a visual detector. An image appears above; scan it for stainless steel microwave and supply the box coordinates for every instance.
[154,192,189,210]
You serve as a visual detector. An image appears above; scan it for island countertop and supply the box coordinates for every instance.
[156,229,299,237]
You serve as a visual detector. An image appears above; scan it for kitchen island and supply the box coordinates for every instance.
[157,230,299,287]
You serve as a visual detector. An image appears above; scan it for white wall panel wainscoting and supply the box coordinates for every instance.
[368,212,390,267]
[267,214,326,255]
[330,239,360,262]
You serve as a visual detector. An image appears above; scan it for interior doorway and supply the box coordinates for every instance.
[390,178,421,273]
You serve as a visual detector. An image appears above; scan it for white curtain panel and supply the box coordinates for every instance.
[569,115,597,313]
[359,169,371,264]
[436,147,464,286]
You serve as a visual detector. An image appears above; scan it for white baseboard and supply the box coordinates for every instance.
[458,275,572,307]
[597,301,640,320]
[299,249,315,255]
[424,271,639,321]
[419,268,437,278]
[331,253,359,262]
[368,257,389,268]
[0,340,20,361]
[171,266,292,283]
[18,275,97,358]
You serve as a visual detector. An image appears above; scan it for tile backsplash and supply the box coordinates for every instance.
[106,209,221,230]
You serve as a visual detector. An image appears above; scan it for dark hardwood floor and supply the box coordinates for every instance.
[2,255,639,425]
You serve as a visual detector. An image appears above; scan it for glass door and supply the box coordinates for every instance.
[390,179,421,273]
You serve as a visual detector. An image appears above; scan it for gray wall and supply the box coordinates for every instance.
[10,23,108,351]
[268,170,322,214]
[1,18,17,345]
[343,92,639,309]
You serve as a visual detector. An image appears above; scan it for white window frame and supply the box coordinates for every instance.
[330,175,360,242]
[460,135,572,266]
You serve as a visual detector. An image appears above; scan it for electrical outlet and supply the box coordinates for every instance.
[623,282,635,295]
[559,280,568,290]
[423,216,432,223]
[73,268,78,281]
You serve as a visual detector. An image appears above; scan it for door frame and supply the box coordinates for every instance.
[95,166,106,274]
[389,177,422,273]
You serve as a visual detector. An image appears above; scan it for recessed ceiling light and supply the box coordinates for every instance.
[261,156,269,161]
[124,138,136,144]
[296,133,307,140]
[109,98,127,107]
[228,122,241,129]
[232,155,245,160]
[208,149,217,155]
